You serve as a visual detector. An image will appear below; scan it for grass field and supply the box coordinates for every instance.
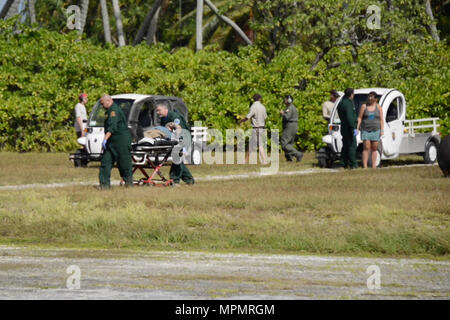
[0,152,448,259]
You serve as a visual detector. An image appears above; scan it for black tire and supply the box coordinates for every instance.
[318,157,327,168]
[318,157,333,168]
[424,141,438,164]
[317,147,334,168]
[74,149,88,168]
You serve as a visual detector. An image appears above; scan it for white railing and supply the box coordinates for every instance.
[191,126,208,142]
[404,118,440,137]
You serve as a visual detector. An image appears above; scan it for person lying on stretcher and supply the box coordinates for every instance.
[143,122,181,140]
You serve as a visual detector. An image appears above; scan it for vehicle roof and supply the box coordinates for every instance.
[353,88,396,95]
[111,94,184,103]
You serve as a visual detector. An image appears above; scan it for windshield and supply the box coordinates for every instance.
[332,94,382,124]
[88,99,134,127]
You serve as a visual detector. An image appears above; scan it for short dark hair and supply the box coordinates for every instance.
[253,94,262,102]
[330,90,340,98]
[155,103,169,110]
[344,88,354,98]
[368,91,378,103]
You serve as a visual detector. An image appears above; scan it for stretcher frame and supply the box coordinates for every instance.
[130,140,179,187]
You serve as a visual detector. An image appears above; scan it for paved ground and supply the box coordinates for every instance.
[0,246,448,299]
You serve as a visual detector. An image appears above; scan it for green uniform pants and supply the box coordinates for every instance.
[340,129,357,168]
[281,123,301,160]
[170,162,195,184]
[99,138,133,188]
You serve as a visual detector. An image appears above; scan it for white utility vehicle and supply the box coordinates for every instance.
[316,88,441,168]
[70,94,206,167]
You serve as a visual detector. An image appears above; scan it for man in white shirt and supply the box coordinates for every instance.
[322,90,340,121]
[238,94,268,164]
[75,93,88,138]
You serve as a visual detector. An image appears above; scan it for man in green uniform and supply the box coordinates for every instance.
[99,95,133,188]
[155,103,195,185]
[337,88,358,169]
[280,95,303,162]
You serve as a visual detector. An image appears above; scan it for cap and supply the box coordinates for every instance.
[79,93,88,99]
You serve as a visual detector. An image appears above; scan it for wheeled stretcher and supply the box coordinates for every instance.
[130,137,180,186]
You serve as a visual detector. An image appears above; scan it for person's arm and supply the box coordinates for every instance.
[378,104,384,135]
[239,105,254,124]
[238,117,248,124]
[342,101,357,131]
[105,109,119,135]
[322,102,328,119]
[357,104,366,131]
[75,105,85,136]
[76,117,85,136]
[282,106,294,122]
[104,131,112,141]
[166,122,182,137]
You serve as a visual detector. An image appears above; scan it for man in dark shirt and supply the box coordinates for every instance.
[99,95,133,188]
[337,88,358,169]
[156,103,195,185]
[280,95,303,162]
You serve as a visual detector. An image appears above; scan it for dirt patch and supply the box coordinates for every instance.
[0,246,448,299]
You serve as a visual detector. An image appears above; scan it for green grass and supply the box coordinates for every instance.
[0,152,448,258]
[0,152,311,186]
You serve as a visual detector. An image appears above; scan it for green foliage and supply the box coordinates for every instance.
[0,19,448,152]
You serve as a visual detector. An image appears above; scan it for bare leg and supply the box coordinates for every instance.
[371,141,379,168]
[362,140,370,168]
[258,146,268,164]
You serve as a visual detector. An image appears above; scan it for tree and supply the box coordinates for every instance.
[203,0,252,46]
[79,0,89,35]
[28,0,36,24]
[196,0,203,50]
[100,0,111,44]
[239,0,441,89]
[1,0,20,19]
[146,4,161,45]
[112,0,126,46]
[170,0,252,50]
[425,0,440,42]
[133,0,164,45]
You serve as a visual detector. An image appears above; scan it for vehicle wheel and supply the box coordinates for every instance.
[318,157,327,168]
[424,141,438,164]
[318,157,333,168]
[74,149,88,168]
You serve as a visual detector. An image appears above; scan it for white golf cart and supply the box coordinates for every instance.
[316,88,441,168]
[70,94,206,167]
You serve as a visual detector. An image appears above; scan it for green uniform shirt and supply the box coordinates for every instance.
[160,110,190,131]
[337,97,357,132]
[104,103,130,142]
[282,103,299,128]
